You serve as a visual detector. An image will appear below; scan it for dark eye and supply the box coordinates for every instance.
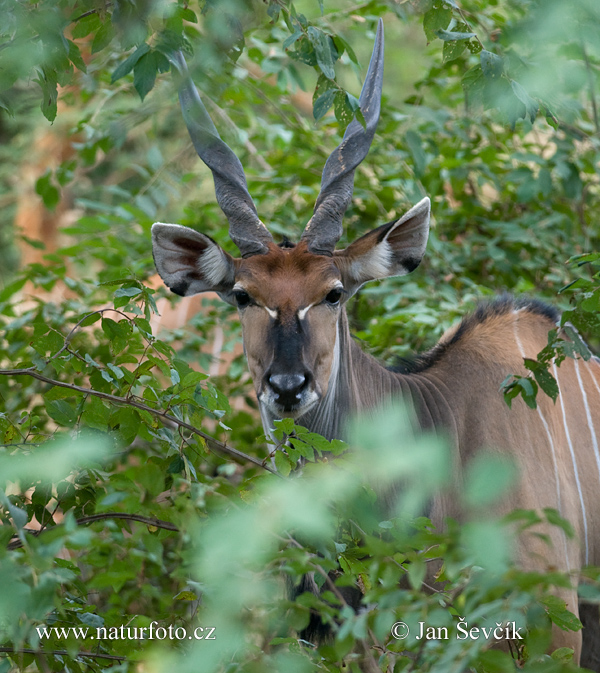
[234,290,251,308]
[324,288,342,305]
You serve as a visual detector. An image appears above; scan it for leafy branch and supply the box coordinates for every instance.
[0,367,276,474]
[502,254,599,409]
[8,512,179,550]
[0,647,124,662]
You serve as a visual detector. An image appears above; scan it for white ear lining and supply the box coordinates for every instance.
[198,244,232,286]
[339,196,431,290]
[349,239,394,282]
[151,222,234,296]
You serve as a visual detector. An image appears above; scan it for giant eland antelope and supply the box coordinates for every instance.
[151,20,600,665]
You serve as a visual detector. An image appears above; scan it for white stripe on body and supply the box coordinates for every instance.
[585,357,600,399]
[513,312,570,570]
[553,361,589,565]
[574,358,600,483]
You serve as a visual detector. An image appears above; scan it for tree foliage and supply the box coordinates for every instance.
[1,0,600,671]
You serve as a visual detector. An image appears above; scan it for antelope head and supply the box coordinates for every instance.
[152,20,431,420]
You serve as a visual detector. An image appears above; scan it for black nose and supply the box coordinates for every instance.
[268,373,307,409]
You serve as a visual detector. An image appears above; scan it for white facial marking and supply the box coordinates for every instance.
[298,304,313,320]
[232,283,278,318]
[513,314,570,570]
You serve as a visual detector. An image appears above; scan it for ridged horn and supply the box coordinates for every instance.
[170,51,273,258]
[301,19,384,256]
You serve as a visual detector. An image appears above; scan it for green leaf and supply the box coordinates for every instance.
[333,91,354,132]
[45,400,78,427]
[461,64,485,107]
[480,50,504,78]
[267,1,280,21]
[307,27,335,80]
[476,650,515,672]
[423,5,452,43]
[133,50,170,101]
[540,595,582,632]
[79,313,101,327]
[408,559,425,590]
[67,40,87,73]
[443,39,466,63]
[523,359,559,402]
[101,317,133,354]
[106,363,124,380]
[83,396,111,430]
[436,28,476,41]
[580,290,600,312]
[112,407,141,444]
[72,13,101,39]
[313,89,337,120]
[111,43,150,83]
[114,286,142,299]
[551,648,574,663]
[78,612,104,628]
[510,80,539,123]
[35,171,60,209]
[333,35,358,65]
[344,92,366,129]
[519,377,538,409]
[562,325,592,360]
[167,455,185,474]
[91,21,114,54]
[279,418,296,435]
[37,68,58,122]
[274,450,293,477]
[178,8,197,23]
[544,508,574,538]
[283,30,303,50]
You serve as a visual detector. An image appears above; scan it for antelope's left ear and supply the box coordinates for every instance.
[334,197,430,293]
[152,223,236,300]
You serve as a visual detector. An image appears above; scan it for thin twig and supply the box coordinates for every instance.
[8,512,179,550]
[47,309,130,363]
[0,367,277,474]
[0,647,124,662]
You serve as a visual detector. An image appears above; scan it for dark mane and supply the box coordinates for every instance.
[391,294,559,375]
[279,237,296,249]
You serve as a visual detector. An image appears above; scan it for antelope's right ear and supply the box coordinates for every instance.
[152,223,236,298]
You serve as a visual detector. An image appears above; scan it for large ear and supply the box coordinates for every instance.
[334,197,430,294]
[152,223,236,299]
